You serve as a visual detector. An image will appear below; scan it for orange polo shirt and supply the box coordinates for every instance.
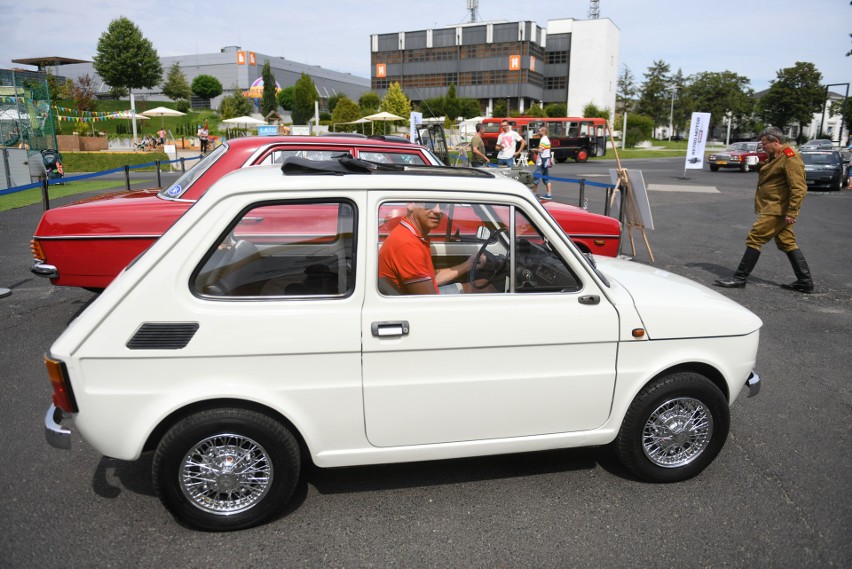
[378,219,438,293]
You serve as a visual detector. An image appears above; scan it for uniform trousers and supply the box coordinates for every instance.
[745,214,798,252]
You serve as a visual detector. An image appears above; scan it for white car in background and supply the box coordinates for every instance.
[43,157,762,531]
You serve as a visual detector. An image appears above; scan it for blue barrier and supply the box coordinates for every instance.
[0,155,203,197]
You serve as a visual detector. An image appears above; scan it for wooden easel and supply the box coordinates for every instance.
[605,122,655,262]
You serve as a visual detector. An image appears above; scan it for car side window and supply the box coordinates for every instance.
[376,201,579,296]
[256,149,354,165]
[193,200,355,298]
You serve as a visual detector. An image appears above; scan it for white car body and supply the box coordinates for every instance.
[44,160,762,530]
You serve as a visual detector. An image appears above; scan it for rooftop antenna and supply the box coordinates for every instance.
[467,0,479,23]
[588,0,600,19]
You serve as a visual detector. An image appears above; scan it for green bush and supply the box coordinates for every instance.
[62,152,170,173]
[175,99,191,113]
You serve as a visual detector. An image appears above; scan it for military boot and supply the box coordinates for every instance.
[780,249,814,293]
[714,247,761,288]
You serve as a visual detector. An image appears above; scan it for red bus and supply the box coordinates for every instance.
[481,117,608,163]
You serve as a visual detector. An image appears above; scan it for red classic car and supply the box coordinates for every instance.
[31,136,621,291]
[707,142,768,172]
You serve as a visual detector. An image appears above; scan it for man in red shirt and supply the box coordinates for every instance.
[378,202,487,294]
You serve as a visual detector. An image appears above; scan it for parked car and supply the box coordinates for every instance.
[707,142,767,172]
[799,139,834,152]
[801,150,849,191]
[43,157,762,531]
[30,136,621,291]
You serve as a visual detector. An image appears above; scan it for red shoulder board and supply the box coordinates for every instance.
[783,147,796,158]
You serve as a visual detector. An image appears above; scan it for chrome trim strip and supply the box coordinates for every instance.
[45,404,71,449]
[32,234,161,241]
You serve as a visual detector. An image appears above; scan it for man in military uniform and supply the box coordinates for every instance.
[715,126,813,293]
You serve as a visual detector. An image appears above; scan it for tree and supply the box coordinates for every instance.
[830,96,852,142]
[380,82,412,131]
[93,17,162,93]
[330,97,362,132]
[220,88,254,119]
[359,92,381,113]
[524,105,546,118]
[636,60,672,130]
[292,73,318,125]
[686,71,754,136]
[191,74,223,103]
[582,102,611,120]
[67,74,97,111]
[544,103,567,117]
[493,100,508,117]
[260,60,278,117]
[162,62,192,101]
[616,65,638,115]
[327,93,346,114]
[277,86,295,111]
[758,62,824,138]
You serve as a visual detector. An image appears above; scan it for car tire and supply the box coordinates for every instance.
[153,408,300,531]
[710,165,719,172]
[740,163,749,173]
[614,371,729,483]
[555,155,568,163]
[574,148,589,163]
[831,176,842,192]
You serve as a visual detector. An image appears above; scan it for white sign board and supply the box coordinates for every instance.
[410,112,423,142]
[684,112,711,170]
[609,168,654,230]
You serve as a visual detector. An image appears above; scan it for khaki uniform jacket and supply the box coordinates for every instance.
[754,145,807,219]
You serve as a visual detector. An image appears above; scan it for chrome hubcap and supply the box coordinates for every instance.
[179,433,273,515]
[642,397,713,468]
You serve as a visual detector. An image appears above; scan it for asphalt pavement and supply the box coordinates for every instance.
[0,157,849,568]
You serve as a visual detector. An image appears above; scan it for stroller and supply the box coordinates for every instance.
[41,149,64,182]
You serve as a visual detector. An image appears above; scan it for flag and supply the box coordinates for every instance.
[684,112,711,170]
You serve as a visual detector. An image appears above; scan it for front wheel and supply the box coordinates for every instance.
[710,164,720,172]
[153,408,300,531]
[614,372,729,483]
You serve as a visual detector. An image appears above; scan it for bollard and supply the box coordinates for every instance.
[578,178,587,210]
[124,165,131,191]
[41,177,50,210]
[180,158,186,173]
[156,160,162,188]
[604,187,612,217]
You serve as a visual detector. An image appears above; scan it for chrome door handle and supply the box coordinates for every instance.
[371,321,410,338]
[578,295,600,305]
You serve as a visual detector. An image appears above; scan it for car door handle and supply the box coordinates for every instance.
[238,217,264,225]
[371,321,410,338]
[578,295,600,305]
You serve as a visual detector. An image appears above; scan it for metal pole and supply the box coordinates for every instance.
[819,85,829,139]
[622,112,627,151]
[180,157,186,173]
[578,178,586,209]
[669,90,674,141]
[124,165,131,191]
[156,160,161,188]
[41,177,50,210]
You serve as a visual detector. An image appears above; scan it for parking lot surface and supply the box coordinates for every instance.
[1,157,849,568]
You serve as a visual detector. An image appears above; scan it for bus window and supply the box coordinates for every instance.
[579,122,591,136]
[549,121,565,138]
[567,122,579,138]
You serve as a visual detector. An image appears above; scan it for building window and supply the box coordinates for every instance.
[546,51,568,64]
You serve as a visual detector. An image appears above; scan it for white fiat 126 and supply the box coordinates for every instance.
[44,157,762,531]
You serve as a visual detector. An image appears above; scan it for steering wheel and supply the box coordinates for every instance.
[469,228,509,289]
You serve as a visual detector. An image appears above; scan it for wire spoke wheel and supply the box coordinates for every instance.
[641,397,713,468]
[179,433,273,515]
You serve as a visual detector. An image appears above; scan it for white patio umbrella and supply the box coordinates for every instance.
[222,116,266,128]
[141,106,186,127]
[364,111,405,134]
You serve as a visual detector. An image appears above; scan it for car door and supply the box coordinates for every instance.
[361,193,620,448]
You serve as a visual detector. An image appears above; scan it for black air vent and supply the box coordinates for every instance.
[127,322,199,350]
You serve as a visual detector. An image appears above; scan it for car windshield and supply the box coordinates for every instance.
[727,143,757,152]
[159,143,228,199]
[802,153,839,165]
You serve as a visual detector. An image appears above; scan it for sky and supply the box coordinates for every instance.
[1,0,849,94]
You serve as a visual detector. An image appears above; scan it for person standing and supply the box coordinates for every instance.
[157,128,166,147]
[470,123,488,167]
[532,125,553,200]
[197,124,209,154]
[495,120,525,167]
[714,126,813,293]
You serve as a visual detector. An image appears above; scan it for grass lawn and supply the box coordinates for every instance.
[0,179,151,212]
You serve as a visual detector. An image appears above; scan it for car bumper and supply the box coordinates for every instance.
[31,262,58,279]
[45,404,71,449]
[746,370,761,398]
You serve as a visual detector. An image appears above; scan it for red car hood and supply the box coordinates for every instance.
[543,201,620,234]
[32,190,189,237]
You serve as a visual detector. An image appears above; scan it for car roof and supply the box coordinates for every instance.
[203,157,528,200]
[223,135,422,152]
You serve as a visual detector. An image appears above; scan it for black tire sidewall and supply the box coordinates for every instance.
[615,372,730,483]
[153,408,300,531]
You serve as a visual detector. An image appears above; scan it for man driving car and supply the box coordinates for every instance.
[378,202,492,294]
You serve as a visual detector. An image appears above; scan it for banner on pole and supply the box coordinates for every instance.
[684,112,711,170]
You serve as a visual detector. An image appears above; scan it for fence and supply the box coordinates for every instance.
[0,69,57,153]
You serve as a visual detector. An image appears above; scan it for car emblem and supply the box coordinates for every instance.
[166,185,182,197]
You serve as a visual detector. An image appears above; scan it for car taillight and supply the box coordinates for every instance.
[31,239,46,261]
[45,355,77,413]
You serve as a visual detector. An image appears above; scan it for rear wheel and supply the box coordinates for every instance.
[555,154,568,163]
[153,408,300,531]
[574,148,589,163]
[614,371,729,482]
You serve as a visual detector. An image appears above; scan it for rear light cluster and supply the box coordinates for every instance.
[45,355,77,413]
[30,239,46,261]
